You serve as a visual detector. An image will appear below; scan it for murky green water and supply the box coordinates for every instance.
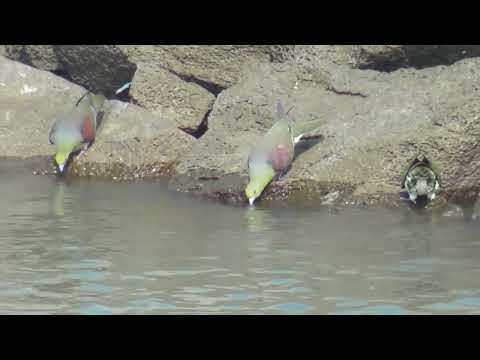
[1,174,480,314]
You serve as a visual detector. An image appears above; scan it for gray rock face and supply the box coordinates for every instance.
[118,45,294,89]
[1,45,136,96]
[0,56,195,179]
[2,45,291,135]
[294,45,480,71]
[129,63,215,134]
[5,45,480,89]
[2,45,61,71]
[71,101,196,179]
[2,45,293,93]
[53,45,137,96]
[170,57,480,207]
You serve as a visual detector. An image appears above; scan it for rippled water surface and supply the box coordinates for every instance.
[1,174,480,314]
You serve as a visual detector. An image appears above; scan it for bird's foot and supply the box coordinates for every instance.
[78,144,89,158]
[277,171,288,181]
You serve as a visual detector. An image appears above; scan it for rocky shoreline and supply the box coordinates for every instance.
[1,45,480,213]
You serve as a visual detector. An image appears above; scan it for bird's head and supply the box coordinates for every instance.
[245,161,276,206]
[55,152,70,174]
[245,181,262,206]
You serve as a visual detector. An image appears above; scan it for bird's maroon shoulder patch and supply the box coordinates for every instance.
[268,144,292,171]
[81,116,95,142]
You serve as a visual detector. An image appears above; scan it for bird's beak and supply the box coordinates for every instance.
[58,164,65,173]
[249,198,255,206]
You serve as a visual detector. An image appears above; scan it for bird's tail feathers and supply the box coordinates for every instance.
[115,82,132,95]
[290,114,328,139]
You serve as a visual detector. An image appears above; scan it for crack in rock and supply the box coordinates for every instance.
[157,64,226,96]
[325,86,368,98]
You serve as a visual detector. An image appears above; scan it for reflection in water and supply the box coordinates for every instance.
[51,180,66,218]
[245,207,275,234]
[397,209,433,259]
[1,174,480,314]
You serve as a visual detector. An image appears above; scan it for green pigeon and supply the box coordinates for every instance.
[401,155,441,204]
[245,101,326,206]
[49,92,106,174]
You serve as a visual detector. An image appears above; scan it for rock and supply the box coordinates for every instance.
[2,45,294,93]
[170,57,480,207]
[123,46,289,134]
[1,45,136,96]
[294,45,480,72]
[5,45,480,91]
[129,63,215,134]
[2,45,61,72]
[2,45,291,134]
[53,45,137,96]
[400,45,480,69]
[294,45,358,68]
[118,45,294,90]
[71,101,196,179]
[0,56,195,179]
[349,45,409,70]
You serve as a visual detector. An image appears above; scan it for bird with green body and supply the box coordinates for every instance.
[49,92,106,174]
[401,155,441,204]
[245,101,326,206]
